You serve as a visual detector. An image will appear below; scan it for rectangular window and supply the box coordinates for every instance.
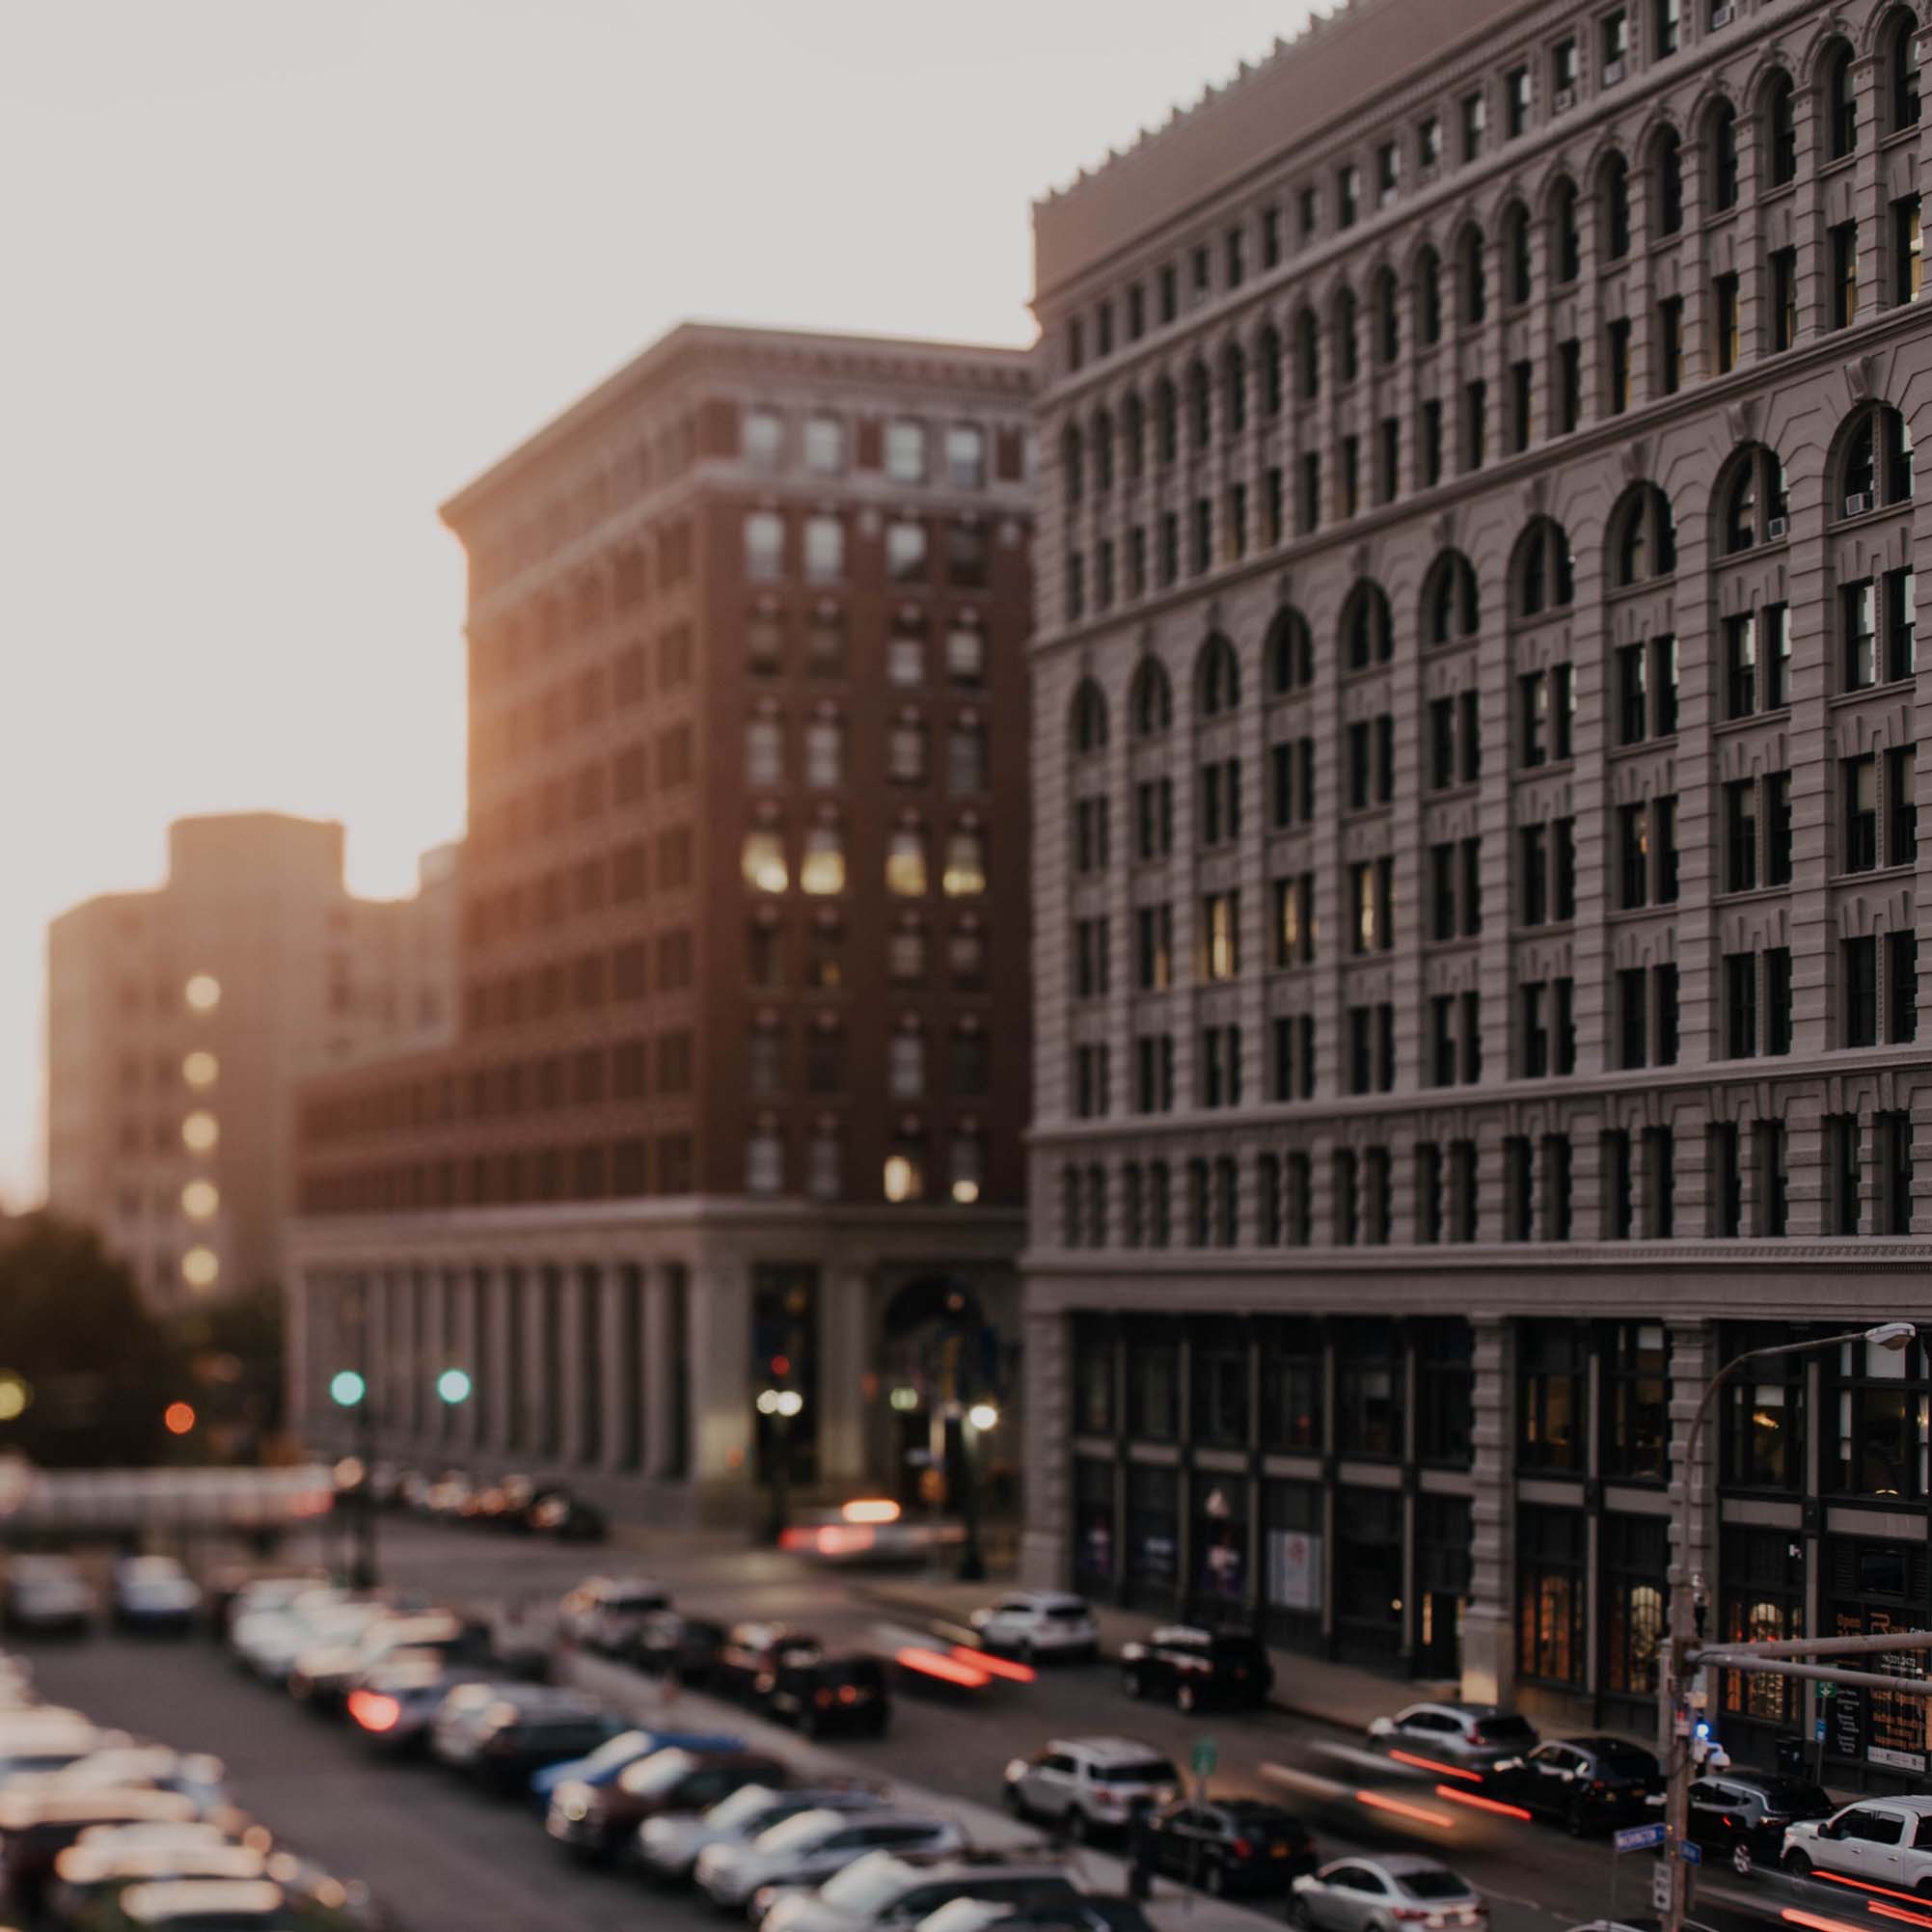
[1886,567,1917,681]
[1897,195,1923,304]
[1766,946,1793,1055]
[1505,65,1530,137]
[1520,824,1549,927]
[1889,929,1919,1043]
[1830,1113,1863,1236]
[1459,690,1482,782]
[1725,612,1757,719]
[1510,359,1533,452]
[1461,91,1486,162]
[1618,802,1648,908]
[1658,296,1684,394]
[1558,339,1582,433]
[1463,378,1486,470]
[1655,0,1679,54]
[1726,777,1758,891]
[1845,753,1879,871]
[1618,966,1648,1070]
[1832,221,1860,329]
[1714,273,1740,372]
[1845,579,1878,689]
[1420,398,1444,485]
[1771,247,1799,351]
[1607,317,1632,413]
[1603,1129,1634,1239]
[1880,1111,1915,1235]
[1554,816,1576,919]
[1888,744,1918,863]
[1846,935,1879,1047]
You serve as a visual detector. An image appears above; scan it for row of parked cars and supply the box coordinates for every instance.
[361,1464,606,1540]
[3,1555,204,1638]
[0,1637,377,1932]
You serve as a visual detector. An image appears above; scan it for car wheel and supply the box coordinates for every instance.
[1018,1639,1035,1665]
[1004,1782,1028,1818]
[1123,1669,1145,1700]
[1731,1843,1754,1878]
[1288,1899,1313,1931]
[1784,1852,1812,1880]
[1067,1808,1090,1843]
[1565,1799,1591,1838]
[1204,1862,1226,1897]
[1916,1879,1932,1903]
[1177,1682,1199,1715]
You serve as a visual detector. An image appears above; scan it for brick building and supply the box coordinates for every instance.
[286,323,1035,1516]
[1021,0,1932,1779]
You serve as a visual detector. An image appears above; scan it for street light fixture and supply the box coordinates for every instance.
[957,1401,1000,1582]
[759,1386,804,1543]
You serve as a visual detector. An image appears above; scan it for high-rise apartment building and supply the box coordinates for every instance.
[47,813,455,1309]
[1024,0,1932,1779]
[286,323,1035,1514]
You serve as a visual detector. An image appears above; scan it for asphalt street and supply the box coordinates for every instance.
[14,1520,1824,1932]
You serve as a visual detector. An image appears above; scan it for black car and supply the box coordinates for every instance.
[528,1488,606,1541]
[468,1701,625,1795]
[766,1651,890,1738]
[631,1613,726,1684]
[1493,1736,1663,1834]
[1687,1771,1835,1875]
[710,1622,824,1701]
[1120,1627,1272,1713]
[1146,1798,1316,1894]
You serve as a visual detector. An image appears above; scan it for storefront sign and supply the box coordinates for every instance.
[1265,1528,1323,1613]
[1870,1746,1927,1773]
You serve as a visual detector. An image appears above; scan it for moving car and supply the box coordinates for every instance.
[558,1576,671,1654]
[778,1499,964,1566]
[231,1593,381,1685]
[638,1783,883,1885]
[6,1559,96,1636]
[49,1837,268,1925]
[1686,1771,1833,1875]
[696,1810,964,1913]
[110,1560,202,1635]
[1002,1738,1180,1840]
[1291,1855,1487,1932]
[968,1593,1100,1664]
[14,1745,231,1815]
[544,1745,786,1861]
[1367,1703,1539,1775]
[1490,1736,1662,1834]
[1119,1627,1271,1713]
[759,1848,1078,1932]
[0,1717,137,1783]
[528,1487,606,1541]
[528,1724,747,1808]
[713,1623,827,1702]
[1145,1797,1318,1894]
[1782,1794,1932,1890]
[767,1652,890,1739]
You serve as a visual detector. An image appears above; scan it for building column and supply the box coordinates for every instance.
[521,1267,549,1457]
[286,1272,313,1442]
[484,1266,514,1456]
[599,1264,631,1475]
[1462,1314,1515,1705]
[1020,1302,1073,1590]
[643,1265,679,1480]
[1666,1320,1718,1624]
[687,1256,752,1493]
[818,1267,872,1487]
[561,1265,592,1468]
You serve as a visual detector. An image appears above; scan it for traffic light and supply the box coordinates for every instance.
[329,1370,367,1408]
[163,1401,196,1436]
[436,1369,473,1406]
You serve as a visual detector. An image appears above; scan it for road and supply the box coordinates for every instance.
[16,1521,1812,1932]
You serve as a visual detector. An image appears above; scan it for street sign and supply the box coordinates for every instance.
[1815,1718,1828,1741]
[1650,1864,1673,1913]
[1615,1823,1666,1854]
[1679,1839,1702,1865]
[1192,1737,1218,1780]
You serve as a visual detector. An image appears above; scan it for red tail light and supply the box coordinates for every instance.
[1231,1838,1253,1859]
[348,1691,400,1733]
[836,1684,858,1704]
[815,1689,834,1708]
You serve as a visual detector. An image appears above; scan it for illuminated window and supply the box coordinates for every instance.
[889,1031,926,1100]
[746,1129,783,1195]
[743,510,784,582]
[800,827,846,896]
[803,414,845,475]
[181,1051,218,1090]
[803,514,844,584]
[807,1128,842,1200]
[803,718,843,788]
[946,620,986,684]
[180,1180,219,1221]
[885,830,928,897]
[183,974,221,1012]
[884,1152,925,1203]
[743,407,783,469]
[885,420,929,483]
[741,830,788,894]
[180,1247,220,1291]
[745,717,783,786]
[180,1112,219,1154]
[886,520,929,584]
[945,424,986,489]
[951,1129,986,1205]
[942,830,987,897]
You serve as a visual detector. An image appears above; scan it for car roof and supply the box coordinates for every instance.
[872,1848,1063,1879]
[1052,1737,1171,1764]
[1007,1592,1087,1610]
[1851,1795,1932,1813]
[121,1879,284,1918]
[1352,1854,1466,1880]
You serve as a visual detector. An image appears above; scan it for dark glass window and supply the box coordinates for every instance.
[1519,1320,1588,1473]
[1602,1321,1669,1482]
[1335,1320,1402,1456]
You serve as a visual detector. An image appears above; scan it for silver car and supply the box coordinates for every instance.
[1292,1856,1486,1932]
[639,1784,882,1883]
[696,1810,961,1913]
[1367,1703,1537,1775]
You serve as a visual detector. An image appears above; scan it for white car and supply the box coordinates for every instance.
[968,1593,1100,1663]
[1292,1855,1487,1932]
[111,1559,201,1634]
[639,1783,883,1883]
[760,1849,1078,1932]
[1002,1737,1179,1839]
[696,1810,962,1914]
[1783,1794,1932,1889]
[1367,1702,1539,1774]
[6,1559,96,1635]
[558,1575,672,1654]
[232,1595,380,1683]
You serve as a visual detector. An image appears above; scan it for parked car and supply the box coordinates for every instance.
[968,1593,1100,1664]
[290,1611,484,1708]
[767,1652,890,1739]
[231,1594,380,1685]
[119,1877,286,1932]
[345,1655,502,1755]
[1119,1628,1271,1713]
[696,1813,966,1916]
[1145,1797,1317,1894]
[430,1685,622,1793]
[713,1623,826,1702]
[6,1559,96,1637]
[760,1848,1079,1932]
[558,1576,671,1654]
[109,1560,202,1636]
[545,1745,787,1861]
[1367,1703,1539,1776]
[0,1718,136,1783]
[1490,1737,1663,1834]
[1291,1855,1487,1932]
[1686,1771,1833,1876]
[15,1745,231,1815]
[1002,1738,1180,1840]
[917,1901,1155,1932]
[528,1724,746,1809]
[0,1790,201,1915]
[639,1783,883,1885]
[1782,1794,1932,1890]
[528,1488,606,1541]
[632,1613,727,1683]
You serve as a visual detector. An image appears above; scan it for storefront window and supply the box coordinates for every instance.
[1335,1320,1402,1456]
[1830,1336,1930,1498]
[1262,1480,1324,1653]
[1416,1495,1471,1675]
[1519,1320,1588,1473]
[1191,1472,1250,1612]
[1336,1486,1404,1663]
[1074,1457,1116,1592]
[1125,1322,1180,1441]
[1518,1504,1587,1685]
[1829,1540,1931,1776]
[1722,1323,1808,1491]
[1602,1320,1670,1482]
[1191,1319,1251,1447]
[1415,1318,1474,1465]
[1125,1462,1181,1612]
[1260,1319,1323,1449]
[1720,1526,1805,1729]
[1602,1514,1666,1698]
[1074,1316,1116,1434]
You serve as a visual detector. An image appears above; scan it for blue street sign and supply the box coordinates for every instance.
[1615,1823,1666,1854]
[1815,1717,1828,1742]
[1679,1839,1702,1865]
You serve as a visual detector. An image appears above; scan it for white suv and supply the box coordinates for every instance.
[969,1593,1100,1663]
[1002,1737,1179,1840]
[1784,1795,1932,1891]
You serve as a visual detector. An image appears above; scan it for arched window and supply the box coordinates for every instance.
[1197,633,1241,717]
[1071,678,1109,756]
[1222,342,1248,436]
[1492,205,1524,307]
[1259,325,1284,417]
[1837,401,1915,516]
[1122,391,1146,480]
[1187,359,1212,449]
[1131,658,1174,738]
[1155,376,1179,466]
[1708,100,1740,210]
[1602,152,1632,259]
[1265,608,1315,694]
[1891,9,1923,134]
[1422,551,1481,645]
[1653,127,1684,235]
[1335,286,1360,384]
[1765,72,1798,187]
[1294,308,1321,400]
[1514,517,1576,619]
[1092,410,1115,494]
[1550,178,1581,284]
[1374,267,1401,363]
[1717,443,1790,553]
[1061,422,1084,505]
[1823,38,1858,160]
[1340,581,1395,671]
[1458,226,1487,326]
[1416,246,1444,346]
[1609,482,1678,586]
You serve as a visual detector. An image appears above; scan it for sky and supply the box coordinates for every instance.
[0,0,1314,1209]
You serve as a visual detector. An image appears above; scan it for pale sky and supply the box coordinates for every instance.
[0,0,1313,1209]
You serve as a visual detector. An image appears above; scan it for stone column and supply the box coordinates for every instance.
[1020,1303,1072,1590]
[1462,1314,1515,1705]
[286,1272,313,1442]
[818,1267,873,1487]
[643,1265,680,1481]
[688,1256,752,1493]
[1665,1320,1717,1632]
[484,1266,514,1456]
[562,1265,593,1468]
[600,1263,631,1475]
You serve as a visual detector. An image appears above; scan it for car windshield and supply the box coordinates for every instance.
[749,1810,840,1853]
[820,1856,912,1912]
[1104,1760,1179,1785]
[606,1592,664,1612]
[571,1731,648,1776]
[1210,1638,1263,1658]
[1047,1604,1090,1621]
[1594,1744,1655,1774]
[1399,1872,1473,1901]
[616,1749,696,1796]
[702,1785,779,1832]
[1474,1716,1535,1743]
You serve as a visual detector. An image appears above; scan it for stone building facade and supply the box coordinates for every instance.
[1023,0,1932,1779]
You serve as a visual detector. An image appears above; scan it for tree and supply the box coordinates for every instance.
[0,1214,184,1466]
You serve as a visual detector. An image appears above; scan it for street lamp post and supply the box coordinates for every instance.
[758,1386,803,1544]
[1657,1320,1918,1932]
[327,1366,376,1591]
[957,1401,998,1582]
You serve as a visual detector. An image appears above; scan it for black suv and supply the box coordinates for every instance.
[711,1622,825,1702]
[1120,1627,1272,1713]
[1145,1798,1316,1894]
[1492,1736,1663,1834]
[1688,1772,1835,1875]
[630,1613,726,1685]
[767,1651,890,1738]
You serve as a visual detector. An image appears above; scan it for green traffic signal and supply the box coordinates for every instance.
[329,1370,367,1408]
[436,1368,473,1405]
